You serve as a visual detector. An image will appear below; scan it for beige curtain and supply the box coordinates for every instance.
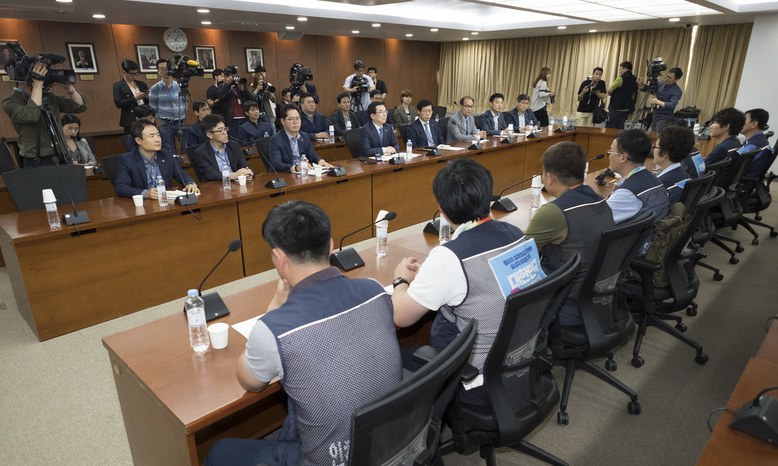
[685,23,753,122]
[439,28,693,121]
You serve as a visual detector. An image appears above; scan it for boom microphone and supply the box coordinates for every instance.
[184,239,242,322]
[492,175,537,212]
[330,211,397,271]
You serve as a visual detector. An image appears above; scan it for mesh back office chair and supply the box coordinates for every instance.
[83,135,97,157]
[432,106,447,120]
[348,321,477,466]
[439,256,581,466]
[99,154,122,186]
[549,214,655,425]
[4,165,88,211]
[438,117,450,143]
[397,124,409,144]
[0,137,20,172]
[253,137,272,171]
[707,150,756,263]
[622,189,723,368]
[343,129,363,158]
[737,144,778,242]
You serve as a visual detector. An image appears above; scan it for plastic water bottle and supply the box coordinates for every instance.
[328,125,335,142]
[531,175,542,209]
[300,154,309,177]
[584,162,590,178]
[562,116,568,128]
[406,139,413,158]
[376,221,388,257]
[156,176,168,207]
[263,131,269,138]
[222,168,231,191]
[438,215,451,245]
[548,116,555,133]
[346,119,352,131]
[185,289,210,356]
[42,189,61,229]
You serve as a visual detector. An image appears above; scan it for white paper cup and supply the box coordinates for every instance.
[208,322,229,349]
[237,175,247,186]
[132,194,143,207]
[42,189,57,204]
[313,165,323,177]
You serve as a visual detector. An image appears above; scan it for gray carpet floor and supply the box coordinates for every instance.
[1,203,777,465]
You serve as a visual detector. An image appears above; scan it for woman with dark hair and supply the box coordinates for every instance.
[61,114,97,166]
[393,90,417,125]
[531,66,556,127]
[112,59,149,134]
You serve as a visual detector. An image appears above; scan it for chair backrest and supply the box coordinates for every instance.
[254,137,272,170]
[397,124,409,143]
[349,320,477,466]
[482,255,581,442]
[679,171,715,217]
[0,137,20,172]
[344,128,363,158]
[83,135,97,156]
[432,106,447,120]
[438,117,450,142]
[578,213,655,355]
[100,154,121,186]
[705,157,732,189]
[4,165,88,211]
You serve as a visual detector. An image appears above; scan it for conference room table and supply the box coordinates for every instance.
[0,126,615,342]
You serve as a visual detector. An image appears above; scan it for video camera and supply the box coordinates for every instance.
[168,55,204,94]
[645,56,667,95]
[289,63,313,87]
[3,42,75,86]
[223,64,248,86]
[350,75,370,93]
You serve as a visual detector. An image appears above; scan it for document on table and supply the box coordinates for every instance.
[436,145,466,151]
[233,316,261,338]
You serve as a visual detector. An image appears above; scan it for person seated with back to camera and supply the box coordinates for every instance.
[236,100,276,146]
[268,104,333,173]
[189,114,253,183]
[61,114,98,166]
[114,119,199,199]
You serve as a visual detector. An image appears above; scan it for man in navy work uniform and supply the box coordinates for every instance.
[114,120,199,199]
[205,200,403,466]
[392,158,525,406]
[525,141,614,327]
[653,125,696,204]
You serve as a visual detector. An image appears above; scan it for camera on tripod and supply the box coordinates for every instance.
[3,42,75,86]
[168,55,204,95]
[645,56,667,95]
[350,76,370,93]
[289,63,313,92]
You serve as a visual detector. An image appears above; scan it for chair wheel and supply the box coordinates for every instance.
[675,322,687,333]
[631,356,645,368]
[735,245,745,253]
[771,231,777,238]
[557,411,569,425]
[686,305,698,316]
[695,353,709,365]
[627,401,641,415]
[752,239,760,246]
[605,359,617,371]
[713,272,724,281]
[729,257,739,264]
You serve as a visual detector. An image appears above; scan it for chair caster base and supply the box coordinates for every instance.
[631,356,645,368]
[557,410,569,425]
[770,231,777,238]
[713,272,724,281]
[686,305,698,316]
[628,401,641,415]
[675,322,687,333]
[729,257,739,264]
[695,352,709,365]
[735,245,745,253]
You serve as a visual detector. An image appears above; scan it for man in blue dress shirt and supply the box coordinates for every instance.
[476,92,508,136]
[360,101,399,158]
[190,114,253,182]
[638,67,683,132]
[268,105,333,173]
[148,59,185,155]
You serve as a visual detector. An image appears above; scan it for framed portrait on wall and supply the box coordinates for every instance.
[244,48,263,72]
[136,44,160,73]
[67,43,98,74]
[194,46,216,72]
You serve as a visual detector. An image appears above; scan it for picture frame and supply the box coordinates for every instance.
[67,43,98,74]
[136,44,160,73]
[194,46,216,72]
[244,48,264,73]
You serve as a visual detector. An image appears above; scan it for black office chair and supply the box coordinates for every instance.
[549,214,655,425]
[622,189,723,368]
[397,124,409,144]
[348,321,477,466]
[253,137,272,171]
[0,137,20,172]
[439,255,581,466]
[83,135,97,157]
[343,128,363,158]
[99,153,122,186]
[679,171,716,216]
[438,117,450,143]
[432,106,447,120]
[737,144,778,243]
[4,165,88,211]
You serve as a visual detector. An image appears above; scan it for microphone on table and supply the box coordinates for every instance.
[596,167,616,186]
[330,211,397,271]
[729,385,778,445]
[51,156,90,226]
[328,160,347,177]
[491,175,536,212]
[184,239,242,322]
[170,154,199,207]
[423,209,441,235]
[257,146,288,189]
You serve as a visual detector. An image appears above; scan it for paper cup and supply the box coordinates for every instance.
[42,189,57,204]
[237,175,247,186]
[132,194,143,207]
[208,322,229,349]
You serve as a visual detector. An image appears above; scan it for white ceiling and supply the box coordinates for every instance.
[1,0,776,41]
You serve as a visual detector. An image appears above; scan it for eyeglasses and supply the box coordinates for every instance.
[462,104,474,108]
[209,127,229,134]
[284,117,302,122]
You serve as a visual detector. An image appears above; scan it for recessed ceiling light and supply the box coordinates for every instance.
[471,32,479,35]
[201,21,211,25]
[462,37,470,41]
[669,17,681,22]
[197,8,209,13]
[405,33,413,37]
[430,28,439,32]
[56,0,73,3]
[298,17,308,22]
[372,23,381,28]
[286,26,295,30]
[92,14,106,19]
[352,30,360,34]
[557,26,567,30]
[589,29,598,33]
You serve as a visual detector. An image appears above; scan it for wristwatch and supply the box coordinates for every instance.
[392,277,410,289]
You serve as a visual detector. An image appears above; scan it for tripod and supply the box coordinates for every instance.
[175,84,191,155]
[629,87,654,130]
[41,104,71,164]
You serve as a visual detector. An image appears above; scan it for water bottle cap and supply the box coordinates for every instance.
[41,188,57,203]
[187,289,199,298]
[531,174,543,188]
[329,125,334,131]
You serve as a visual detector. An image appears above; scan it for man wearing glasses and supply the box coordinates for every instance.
[268,105,333,173]
[113,59,149,135]
[189,114,253,182]
[447,96,486,143]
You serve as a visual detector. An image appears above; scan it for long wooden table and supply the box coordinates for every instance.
[0,127,615,341]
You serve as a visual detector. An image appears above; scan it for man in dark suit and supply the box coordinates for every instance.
[299,93,331,140]
[361,90,395,127]
[406,99,444,148]
[185,100,211,150]
[361,101,399,158]
[503,94,539,131]
[114,120,199,199]
[330,92,361,136]
[112,59,149,134]
[476,92,508,136]
[268,105,333,173]
[189,114,253,182]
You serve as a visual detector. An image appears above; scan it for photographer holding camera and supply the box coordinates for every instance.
[343,60,375,115]
[249,65,276,123]
[638,65,683,132]
[213,65,253,135]
[575,67,607,126]
[2,60,86,167]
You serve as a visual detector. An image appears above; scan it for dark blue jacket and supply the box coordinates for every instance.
[189,140,249,182]
[503,108,538,129]
[476,110,507,136]
[268,130,321,172]
[300,111,331,140]
[114,147,194,198]
[406,118,444,148]
[361,123,399,157]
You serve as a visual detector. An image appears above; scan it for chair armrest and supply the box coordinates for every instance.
[412,345,440,366]
[630,257,660,275]
[460,363,479,383]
